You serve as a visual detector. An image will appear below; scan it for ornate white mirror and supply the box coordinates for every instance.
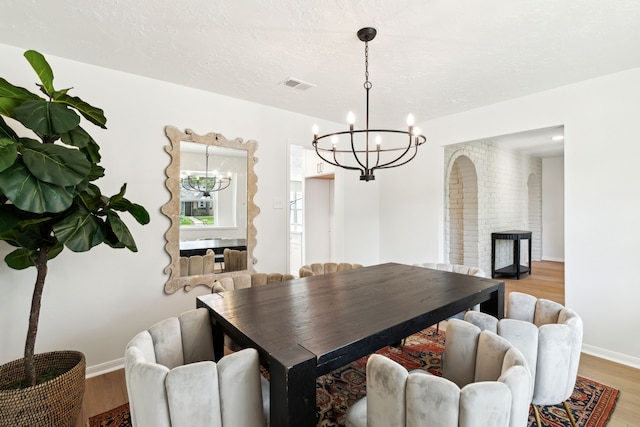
[162,126,259,293]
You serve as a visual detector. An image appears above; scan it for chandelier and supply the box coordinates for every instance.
[181,145,231,198]
[312,27,426,181]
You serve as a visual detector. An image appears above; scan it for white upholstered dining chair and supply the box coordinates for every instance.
[464,291,583,426]
[345,319,531,427]
[124,308,270,427]
[413,262,487,332]
[298,262,363,277]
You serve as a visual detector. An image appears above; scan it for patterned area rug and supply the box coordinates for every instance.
[88,328,618,427]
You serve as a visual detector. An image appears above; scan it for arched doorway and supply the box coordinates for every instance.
[447,155,479,266]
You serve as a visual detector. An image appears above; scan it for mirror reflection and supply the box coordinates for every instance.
[162,126,259,294]
[179,142,248,273]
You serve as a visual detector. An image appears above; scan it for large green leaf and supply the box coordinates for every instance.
[0,161,75,213]
[0,97,24,118]
[0,138,18,172]
[87,164,105,181]
[110,183,127,204]
[111,197,150,225]
[106,211,137,251]
[24,50,55,95]
[81,139,101,164]
[0,78,40,117]
[0,116,19,141]
[5,247,35,269]
[14,100,80,136]
[21,138,91,186]
[14,221,56,250]
[60,125,91,148]
[52,205,104,251]
[55,93,107,129]
[3,242,62,269]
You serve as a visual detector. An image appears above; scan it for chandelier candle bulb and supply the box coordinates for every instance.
[311,27,427,181]
[407,113,415,127]
[312,124,319,138]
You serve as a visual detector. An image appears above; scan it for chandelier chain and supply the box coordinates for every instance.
[364,42,372,90]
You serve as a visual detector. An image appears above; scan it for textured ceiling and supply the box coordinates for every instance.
[3,1,640,156]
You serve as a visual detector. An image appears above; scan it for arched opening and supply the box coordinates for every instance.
[447,155,479,266]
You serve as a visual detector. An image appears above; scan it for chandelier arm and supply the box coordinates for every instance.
[216,179,232,191]
[313,140,364,173]
[373,141,381,168]
[372,144,420,171]
[372,134,417,169]
[350,129,369,172]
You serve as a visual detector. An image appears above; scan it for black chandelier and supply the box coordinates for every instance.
[181,145,232,198]
[312,27,426,181]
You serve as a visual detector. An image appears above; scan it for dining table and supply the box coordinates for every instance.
[196,262,505,426]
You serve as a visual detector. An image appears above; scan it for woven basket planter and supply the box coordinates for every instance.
[0,350,85,427]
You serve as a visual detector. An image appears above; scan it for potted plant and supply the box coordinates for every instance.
[0,50,149,426]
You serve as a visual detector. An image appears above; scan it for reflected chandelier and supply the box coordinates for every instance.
[181,145,231,198]
[312,27,426,181]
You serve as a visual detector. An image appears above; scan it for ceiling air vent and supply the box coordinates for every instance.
[280,77,316,92]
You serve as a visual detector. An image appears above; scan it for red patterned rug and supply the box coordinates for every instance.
[88,328,618,427]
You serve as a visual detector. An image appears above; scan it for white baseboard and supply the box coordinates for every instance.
[86,357,125,378]
[582,344,640,370]
[541,256,564,262]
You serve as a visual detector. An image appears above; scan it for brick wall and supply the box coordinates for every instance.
[444,141,542,274]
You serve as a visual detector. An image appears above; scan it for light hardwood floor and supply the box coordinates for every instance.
[75,261,640,426]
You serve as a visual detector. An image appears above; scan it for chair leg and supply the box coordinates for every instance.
[532,405,542,427]
[532,402,577,427]
[563,401,578,427]
[436,322,440,334]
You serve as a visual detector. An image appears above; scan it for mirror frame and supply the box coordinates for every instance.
[162,125,259,294]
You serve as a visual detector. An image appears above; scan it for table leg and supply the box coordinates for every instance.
[269,353,316,426]
[514,238,521,279]
[491,235,496,278]
[528,235,532,274]
[480,282,505,319]
[211,320,224,362]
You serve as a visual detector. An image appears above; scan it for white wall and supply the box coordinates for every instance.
[379,68,640,367]
[0,43,348,373]
[542,157,565,261]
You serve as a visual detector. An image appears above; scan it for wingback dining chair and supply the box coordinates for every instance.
[298,262,363,277]
[464,291,583,426]
[124,308,270,427]
[345,319,531,427]
[223,248,247,272]
[413,262,487,333]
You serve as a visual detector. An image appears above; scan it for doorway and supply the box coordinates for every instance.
[289,145,335,275]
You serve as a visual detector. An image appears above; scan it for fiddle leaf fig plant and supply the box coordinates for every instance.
[0,50,150,387]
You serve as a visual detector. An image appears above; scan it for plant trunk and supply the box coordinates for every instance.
[24,247,50,387]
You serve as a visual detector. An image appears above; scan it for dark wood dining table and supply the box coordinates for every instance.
[196,262,505,427]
